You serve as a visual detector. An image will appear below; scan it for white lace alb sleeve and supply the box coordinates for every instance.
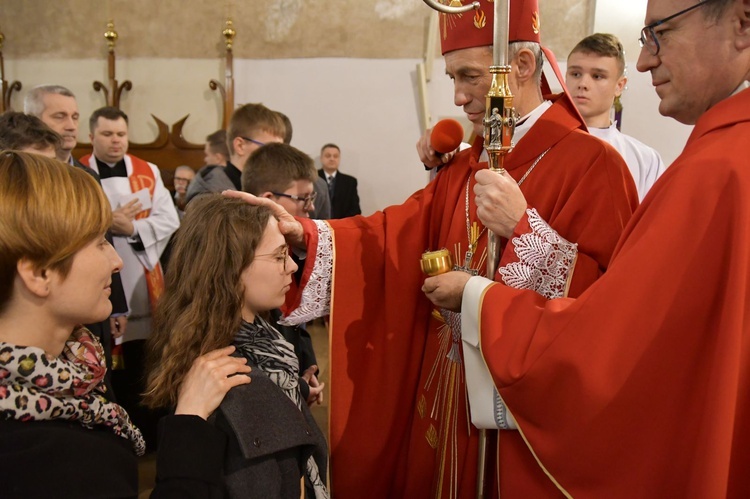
[279,220,333,326]
[498,208,578,300]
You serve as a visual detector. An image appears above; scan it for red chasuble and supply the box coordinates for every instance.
[477,89,750,497]
[295,94,637,498]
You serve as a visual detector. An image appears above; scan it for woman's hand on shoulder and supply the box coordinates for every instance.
[174,346,251,420]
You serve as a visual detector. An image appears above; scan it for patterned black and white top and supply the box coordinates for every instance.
[233,317,329,499]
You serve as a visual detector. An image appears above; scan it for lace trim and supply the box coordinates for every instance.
[493,388,518,430]
[279,220,333,326]
[439,309,463,363]
[498,208,578,300]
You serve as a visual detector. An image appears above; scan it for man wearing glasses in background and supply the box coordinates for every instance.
[185,102,285,204]
[241,142,324,406]
[422,0,750,495]
[242,142,319,220]
[172,165,196,215]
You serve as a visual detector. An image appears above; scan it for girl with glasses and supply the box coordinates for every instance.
[144,194,329,499]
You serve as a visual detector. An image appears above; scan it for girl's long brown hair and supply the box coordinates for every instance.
[143,195,272,409]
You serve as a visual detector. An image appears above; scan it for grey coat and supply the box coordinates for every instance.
[185,165,236,204]
[311,176,331,219]
[212,368,328,499]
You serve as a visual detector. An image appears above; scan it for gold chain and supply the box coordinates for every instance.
[461,147,551,271]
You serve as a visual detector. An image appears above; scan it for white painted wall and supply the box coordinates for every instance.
[233,58,431,217]
[5,58,223,149]
[6,2,696,217]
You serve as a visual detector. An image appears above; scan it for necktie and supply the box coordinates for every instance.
[327,175,335,198]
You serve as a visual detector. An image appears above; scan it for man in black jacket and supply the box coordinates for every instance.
[318,143,361,219]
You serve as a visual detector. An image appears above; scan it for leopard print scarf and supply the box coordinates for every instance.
[0,326,145,455]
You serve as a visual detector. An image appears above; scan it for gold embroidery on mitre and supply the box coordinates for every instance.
[532,11,540,34]
[418,394,427,418]
[440,0,465,40]
[473,9,487,29]
[426,424,439,449]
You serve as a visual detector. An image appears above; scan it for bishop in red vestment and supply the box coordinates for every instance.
[425,0,750,496]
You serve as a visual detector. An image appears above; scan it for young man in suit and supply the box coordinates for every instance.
[318,143,361,219]
[186,103,285,203]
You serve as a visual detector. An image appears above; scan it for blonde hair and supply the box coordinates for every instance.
[227,103,285,155]
[569,33,626,77]
[0,151,112,311]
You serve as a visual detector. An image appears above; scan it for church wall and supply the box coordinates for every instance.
[3,0,689,215]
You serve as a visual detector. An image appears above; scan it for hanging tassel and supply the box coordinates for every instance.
[614,94,623,131]
[111,345,125,370]
[111,319,125,370]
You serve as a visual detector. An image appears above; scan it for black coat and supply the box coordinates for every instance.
[72,157,128,316]
[211,369,328,499]
[318,169,361,219]
[0,415,225,498]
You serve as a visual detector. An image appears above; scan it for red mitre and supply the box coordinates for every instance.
[439,0,586,130]
[440,0,540,55]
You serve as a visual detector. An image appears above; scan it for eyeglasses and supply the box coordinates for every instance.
[240,136,267,147]
[639,1,708,56]
[173,177,192,183]
[255,245,290,272]
[271,191,317,210]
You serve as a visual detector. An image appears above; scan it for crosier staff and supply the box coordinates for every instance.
[479,4,516,497]
[482,0,516,280]
[422,2,515,497]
